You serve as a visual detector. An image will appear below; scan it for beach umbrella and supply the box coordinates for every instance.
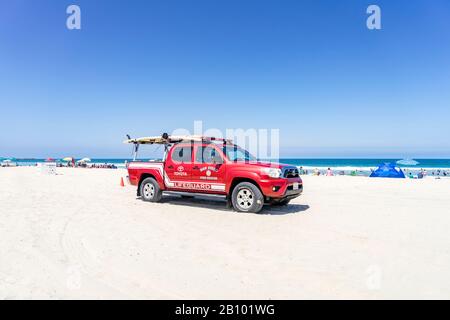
[45,157,56,162]
[396,159,419,166]
[62,157,74,162]
[77,157,91,163]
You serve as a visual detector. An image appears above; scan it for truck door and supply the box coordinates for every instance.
[192,145,227,193]
[165,144,193,189]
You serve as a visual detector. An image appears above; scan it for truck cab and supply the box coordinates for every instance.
[126,135,302,213]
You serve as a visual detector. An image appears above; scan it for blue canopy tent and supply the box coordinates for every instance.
[370,163,405,178]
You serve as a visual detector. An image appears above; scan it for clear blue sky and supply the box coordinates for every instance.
[1,0,449,158]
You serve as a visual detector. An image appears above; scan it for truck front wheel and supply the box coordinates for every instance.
[231,182,264,213]
[140,177,162,202]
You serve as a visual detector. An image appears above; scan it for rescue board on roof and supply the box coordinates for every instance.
[124,135,231,144]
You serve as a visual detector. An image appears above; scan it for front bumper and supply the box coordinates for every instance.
[259,177,303,200]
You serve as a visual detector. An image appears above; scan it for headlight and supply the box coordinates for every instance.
[262,168,282,178]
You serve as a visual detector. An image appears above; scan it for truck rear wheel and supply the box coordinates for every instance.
[231,182,264,213]
[140,177,162,202]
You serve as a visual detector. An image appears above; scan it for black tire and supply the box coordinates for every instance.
[140,177,162,202]
[231,182,264,213]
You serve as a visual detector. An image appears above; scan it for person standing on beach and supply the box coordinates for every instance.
[327,168,333,176]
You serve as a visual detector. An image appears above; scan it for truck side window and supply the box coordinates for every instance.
[172,146,192,163]
[196,146,223,164]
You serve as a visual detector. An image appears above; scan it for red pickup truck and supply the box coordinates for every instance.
[125,134,303,213]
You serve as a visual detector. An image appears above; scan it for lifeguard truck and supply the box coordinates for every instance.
[125,134,303,213]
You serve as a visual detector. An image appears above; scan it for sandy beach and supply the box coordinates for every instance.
[1,166,449,299]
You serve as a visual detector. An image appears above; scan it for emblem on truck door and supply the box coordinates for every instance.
[175,165,187,176]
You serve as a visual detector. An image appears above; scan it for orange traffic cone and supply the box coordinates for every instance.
[120,177,125,187]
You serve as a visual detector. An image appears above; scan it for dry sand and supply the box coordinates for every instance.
[1,166,449,299]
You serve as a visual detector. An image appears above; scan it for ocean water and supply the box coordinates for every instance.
[278,159,450,170]
[11,158,450,170]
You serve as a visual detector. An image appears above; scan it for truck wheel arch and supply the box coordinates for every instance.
[137,173,159,196]
[228,177,264,198]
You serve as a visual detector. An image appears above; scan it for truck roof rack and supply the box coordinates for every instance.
[124,134,233,145]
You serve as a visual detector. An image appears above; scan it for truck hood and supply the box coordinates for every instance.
[233,161,292,170]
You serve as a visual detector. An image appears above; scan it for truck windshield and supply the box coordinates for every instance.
[223,145,257,162]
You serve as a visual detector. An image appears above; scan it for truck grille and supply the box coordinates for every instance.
[283,167,299,178]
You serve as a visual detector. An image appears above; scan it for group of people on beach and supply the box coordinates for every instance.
[56,162,117,169]
[406,168,449,179]
[88,163,118,169]
[299,167,358,176]
[298,166,450,178]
